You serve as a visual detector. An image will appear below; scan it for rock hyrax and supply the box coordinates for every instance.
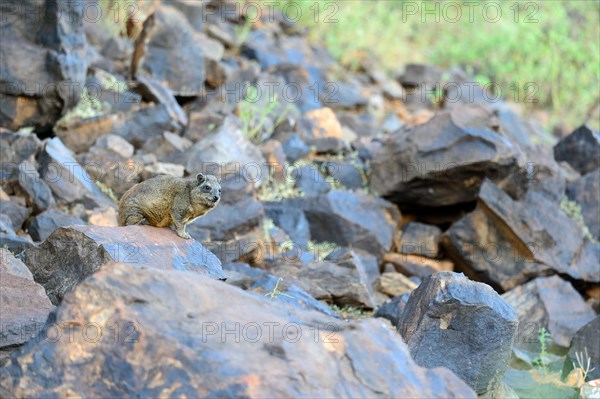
[118,173,221,239]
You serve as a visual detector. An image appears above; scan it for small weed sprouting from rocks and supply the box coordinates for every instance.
[330,304,373,320]
[256,165,303,202]
[55,87,111,129]
[560,198,598,243]
[533,327,550,375]
[264,277,294,300]
[306,240,337,262]
[238,86,292,145]
[96,181,118,203]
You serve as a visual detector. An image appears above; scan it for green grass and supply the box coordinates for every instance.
[268,0,599,132]
[238,85,292,144]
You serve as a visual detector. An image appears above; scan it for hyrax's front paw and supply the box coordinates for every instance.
[177,231,191,239]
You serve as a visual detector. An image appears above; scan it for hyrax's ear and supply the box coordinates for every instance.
[196,173,205,184]
[217,177,222,184]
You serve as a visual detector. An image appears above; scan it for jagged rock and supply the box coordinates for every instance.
[272,248,381,308]
[53,113,120,154]
[293,164,331,197]
[0,0,87,130]
[111,104,183,148]
[0,233,34,253]
[0,131,41,183]
[502,275,596,349]
[567,168,600,240]
[15,161,56,212]
[130,72,188,127]
[132,5,205,97]
[490,102,533,148]
[0,262,476,398]
[141,131,192,163]
[329,160,365,190]
[517,142,567,202]
[298,108,347,153]
[38,138,114,209]
[0,200,31,231]
[24,225,224,304]
[374,293,410,328]
[289,190,399,258]
[92,134,135,159]
[399,272,518,395]
[554,125,600,175]
[272,132,310,163]
[264,202,311,249]
[184,116,266,181]
[0,249,53,348]
[442,180,599,291]
[370,105,522,209]
[223,262,340,318]
[567,316,600,381]
[142,162,185,179]
[395,222,441,258]
[24,208,85,242]
[375,272,418,297]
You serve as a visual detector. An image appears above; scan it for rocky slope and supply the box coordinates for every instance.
[1,0,599,397]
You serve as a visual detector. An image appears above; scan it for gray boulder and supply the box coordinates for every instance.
[399,272,518,395]
[502,275,596,349]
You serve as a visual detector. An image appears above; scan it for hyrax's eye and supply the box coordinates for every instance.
[204,185,211,191]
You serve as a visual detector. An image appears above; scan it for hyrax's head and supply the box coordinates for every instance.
[192,173,221,208]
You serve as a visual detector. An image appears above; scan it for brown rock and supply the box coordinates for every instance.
[375,272,418,297]
[303,107,344,139]
[384,253,453,278]
[132,5,205,97]
[0,262,476,398]
[24,225,224,304]
[0,249,53,348]
[443,180,600,291]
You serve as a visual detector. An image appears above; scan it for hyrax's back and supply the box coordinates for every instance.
[118,175,185,226]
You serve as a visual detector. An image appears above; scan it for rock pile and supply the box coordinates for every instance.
[1,0,598,396]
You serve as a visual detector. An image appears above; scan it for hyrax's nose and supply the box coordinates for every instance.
[213,195,219,202]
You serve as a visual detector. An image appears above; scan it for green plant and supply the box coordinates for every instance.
[533,327,551,374]
[307,240,336,262]
[96,181,118,203]
[560,198,598,243]
[235,5,257,46]
[256,164,303,202]
[265,277,294,299]
[238,85,291,144]
[56,87,111,128]
[330,304,372,319]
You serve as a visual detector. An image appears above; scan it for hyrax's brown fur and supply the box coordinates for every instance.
[118,173,221,239]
